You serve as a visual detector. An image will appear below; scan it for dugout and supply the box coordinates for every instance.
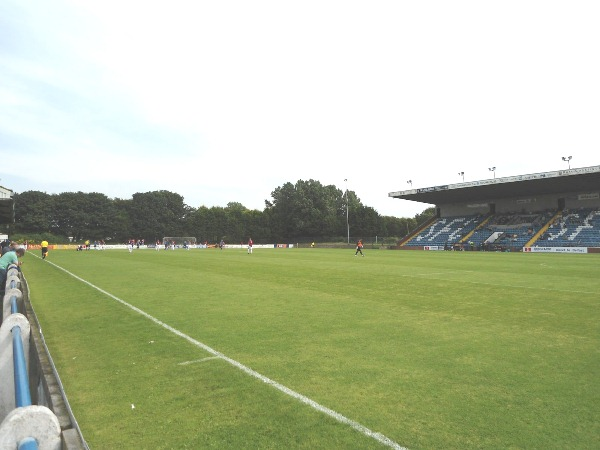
[388,165,600,218]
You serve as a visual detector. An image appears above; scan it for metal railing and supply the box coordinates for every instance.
[1,264,61,450]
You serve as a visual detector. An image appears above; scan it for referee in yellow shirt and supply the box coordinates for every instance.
[41,239,49,259]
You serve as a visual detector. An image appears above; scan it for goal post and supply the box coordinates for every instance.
[162,237,197,246]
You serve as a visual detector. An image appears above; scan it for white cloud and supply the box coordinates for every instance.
[1,0,599,217]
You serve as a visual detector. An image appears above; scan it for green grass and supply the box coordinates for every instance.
[21,248,600,449]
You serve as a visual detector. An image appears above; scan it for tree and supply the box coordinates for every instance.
[381,215,414,238]
[13,191,54,234]
[224,202,248,242]
[267,181,296,239]
[244,208,271,242]
[414,207,436,227]
[185,203,266,244]
[79,193,120,241]
[14,191,122,242]
[129,191,189,242]
[351,205,381,238]
[268,180,345,240]
[53,192,119,241]
[110,198,134,243]
[185,205,213,243]
[11,181,420,244]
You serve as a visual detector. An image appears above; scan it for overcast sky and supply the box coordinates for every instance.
[1,1,598,218]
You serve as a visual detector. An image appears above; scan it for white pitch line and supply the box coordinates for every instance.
[41,257,407,450]
[178,356,221,365]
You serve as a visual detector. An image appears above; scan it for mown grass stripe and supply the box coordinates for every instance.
[41,255,408,450]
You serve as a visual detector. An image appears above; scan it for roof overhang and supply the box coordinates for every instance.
[389,165,600,205]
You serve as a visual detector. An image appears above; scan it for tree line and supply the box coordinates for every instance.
[7,180,434,245]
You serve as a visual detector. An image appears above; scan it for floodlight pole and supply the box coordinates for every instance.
[458,171,464,182]
[488,167,496,179]
[345,178,349,244]
[561,156,572,169]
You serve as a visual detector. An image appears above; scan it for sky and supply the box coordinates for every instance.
[1,1,598,218]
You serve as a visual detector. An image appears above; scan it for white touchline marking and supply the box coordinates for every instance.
[178,356,221,365]
[42,258,407,450]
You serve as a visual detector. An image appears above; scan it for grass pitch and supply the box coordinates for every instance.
[21,248,599,449]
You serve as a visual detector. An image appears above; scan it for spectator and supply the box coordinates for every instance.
[0,247,25,289]
[1,241,17,255]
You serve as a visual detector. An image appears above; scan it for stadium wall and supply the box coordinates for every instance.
[440,191,600,217]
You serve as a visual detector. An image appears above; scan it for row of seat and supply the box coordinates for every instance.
[540,209,600,247]
[403,208,600,249]
[408,215,483,247]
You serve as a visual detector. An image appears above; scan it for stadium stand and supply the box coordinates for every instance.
[400,208,600,250]
[541,208,600,247]
[390,165,600,252]
[403,214,485,248]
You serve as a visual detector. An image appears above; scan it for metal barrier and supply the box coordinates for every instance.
[0,264,62,450]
